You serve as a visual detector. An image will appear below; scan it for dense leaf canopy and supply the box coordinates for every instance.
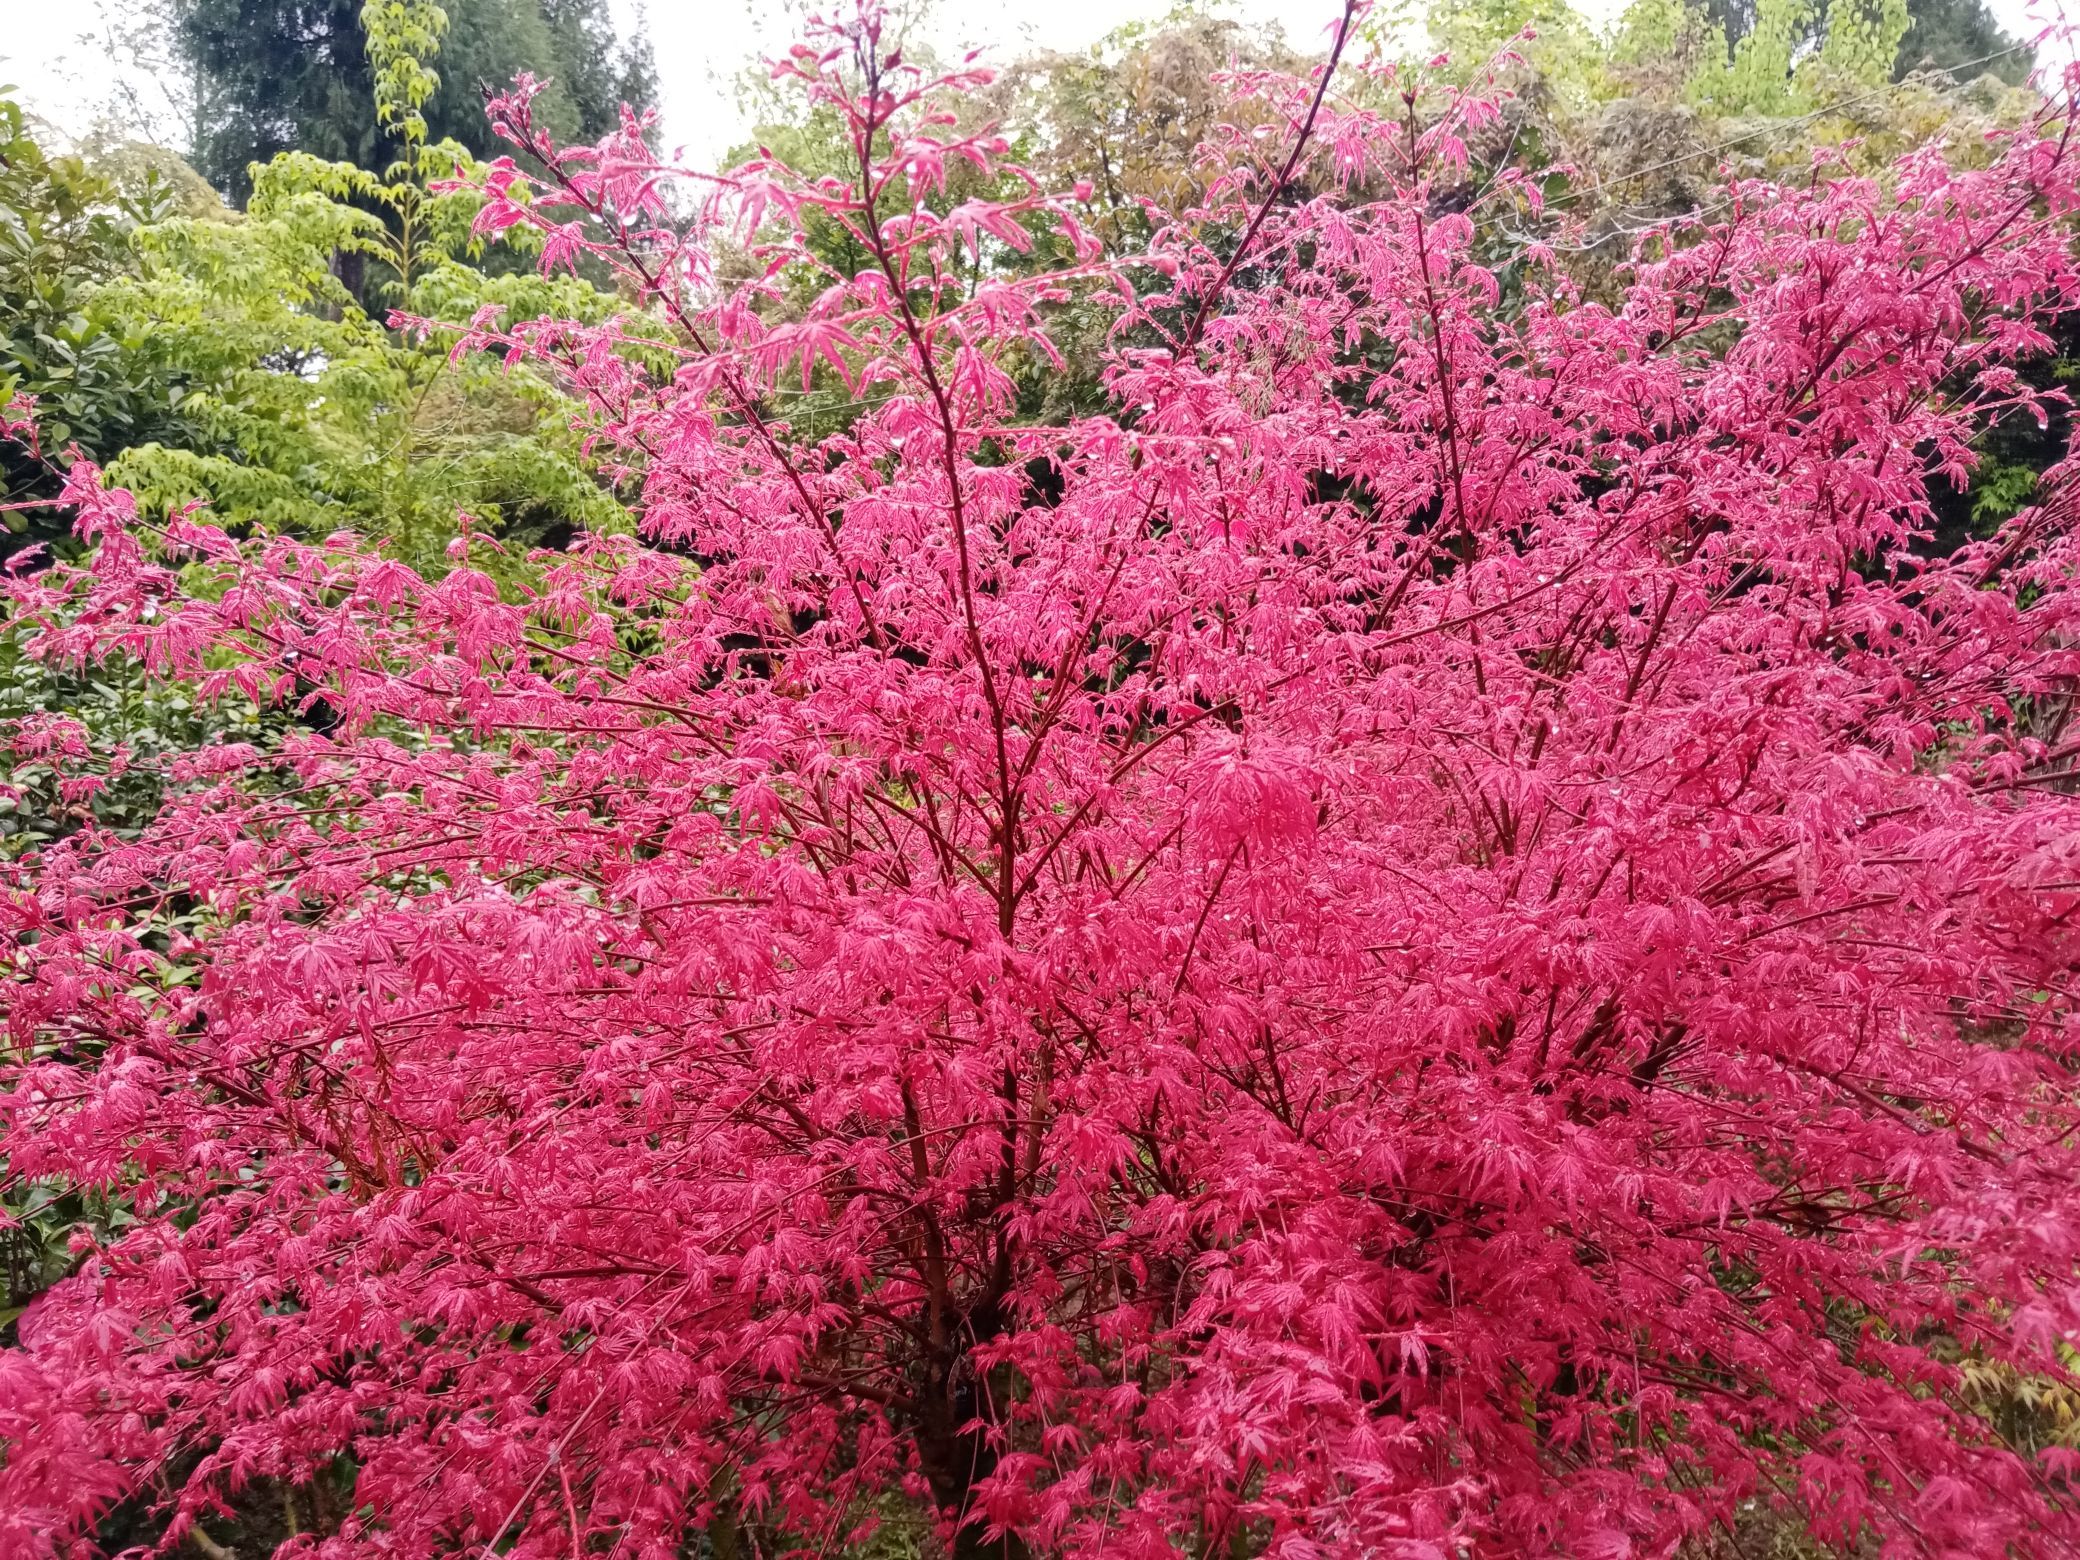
[172,0,655,201]
[11,3,2080,1557]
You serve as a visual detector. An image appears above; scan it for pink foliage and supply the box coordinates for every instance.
[11,5,2080,1554]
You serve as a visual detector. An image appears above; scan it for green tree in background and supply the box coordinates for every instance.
[2,14,643,1540]
[1429,0,2035,252]
[1894,0,2032,81]
[172,0,656,201]
[990,12,1299,248]
[0,101,203,556]
[1,0,641,926]
[1703,0,2032,81]
[0,88,632,573]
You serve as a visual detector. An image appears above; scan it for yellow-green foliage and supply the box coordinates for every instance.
[1431,0,2032,242]
[1609,0,1698,71]
[94,149,631,571]
[64,0,643,574]
[1428,0,1617,113]
[1961,1346,2080,1459]
[1435,0,1914,117]
[1816,0,1915,89]
[1682,0,1911,114]
[364,0,451,146]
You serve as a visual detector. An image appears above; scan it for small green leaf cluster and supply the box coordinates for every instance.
[0,102,202,553]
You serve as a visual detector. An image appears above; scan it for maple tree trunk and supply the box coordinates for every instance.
[913,1407,1028,1560]
[910,1315,1028,1560]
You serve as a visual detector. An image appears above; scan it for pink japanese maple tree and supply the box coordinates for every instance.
[11,5,2080,1554]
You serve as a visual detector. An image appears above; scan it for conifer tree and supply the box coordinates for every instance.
[168,0,655,201]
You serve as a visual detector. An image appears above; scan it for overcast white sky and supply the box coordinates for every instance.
[0,0,2061,170]
[4,0,1344,163]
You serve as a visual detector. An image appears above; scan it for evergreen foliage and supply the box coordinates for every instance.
[170,0,656,201]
